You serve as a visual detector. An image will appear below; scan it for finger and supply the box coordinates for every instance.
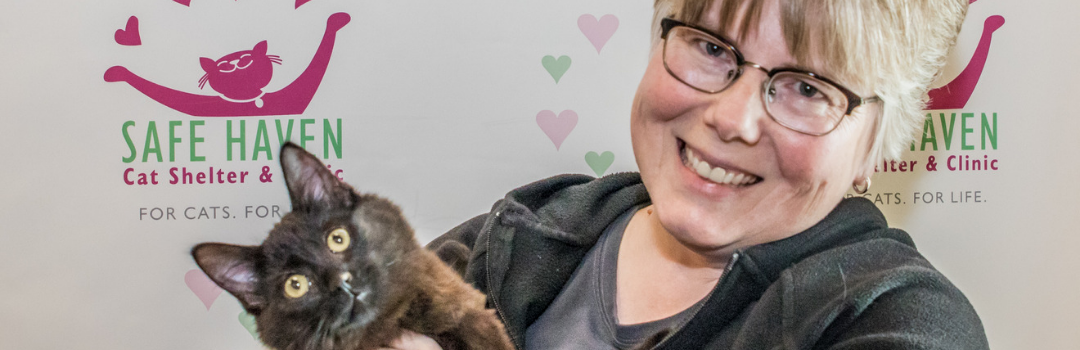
[389,330,443,350]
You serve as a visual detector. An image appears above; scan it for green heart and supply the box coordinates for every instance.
[541,55,571,83]
[238,311,258,340]
[585,151,615,177]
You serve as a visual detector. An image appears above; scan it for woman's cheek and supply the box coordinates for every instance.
[775,135,858,192]
[636,56,698,123]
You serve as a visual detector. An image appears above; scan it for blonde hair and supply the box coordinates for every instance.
[651,0,968,166]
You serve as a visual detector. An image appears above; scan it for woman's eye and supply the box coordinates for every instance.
[797,82,819,98]
[698,41,728,58]
[284,274,310,298]
[327,228,351,253]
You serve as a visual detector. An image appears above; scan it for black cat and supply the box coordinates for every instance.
[192,143,513,350]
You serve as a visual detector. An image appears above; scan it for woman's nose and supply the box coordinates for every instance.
[702,70,766,145]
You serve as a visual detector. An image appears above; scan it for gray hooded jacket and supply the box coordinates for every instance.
[427,173,989,350]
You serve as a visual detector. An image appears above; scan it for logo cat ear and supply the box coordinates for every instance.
[191,243,265,313]
[253,40,268,56]
[200,57,217,74]
[280,142,355,211]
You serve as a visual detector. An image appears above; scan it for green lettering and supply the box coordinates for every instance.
[122,121,136,163]
[275,119,294,146]
[324,119,342,159]
[981,113,997,150]
[253,119,272,161]
[190,120,205,162]
[961,112,974,150]
[143,121,163,163]
[920,113,938,151]
[300,119,315,150]
[227,120,246,161]
[168,121,182,162]
[939,113,956,151]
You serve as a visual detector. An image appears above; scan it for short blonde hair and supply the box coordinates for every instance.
[651,0,968,166]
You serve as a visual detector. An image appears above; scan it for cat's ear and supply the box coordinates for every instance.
[280,142,354,211]
[192,243,265,313]
[253,41,268,56]
[200,57,216,73]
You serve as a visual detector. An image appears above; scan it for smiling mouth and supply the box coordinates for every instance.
[679,140,762,186]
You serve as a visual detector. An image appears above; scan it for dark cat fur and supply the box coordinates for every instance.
[192,143,513,350]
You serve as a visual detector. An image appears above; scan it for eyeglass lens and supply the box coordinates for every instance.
[664,26,851,135]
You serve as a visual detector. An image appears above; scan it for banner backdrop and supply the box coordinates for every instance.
[0,0,1075,349]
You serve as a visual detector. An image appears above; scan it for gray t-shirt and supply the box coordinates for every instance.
[524,205,702,349]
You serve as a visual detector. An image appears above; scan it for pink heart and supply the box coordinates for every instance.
[114,16,141,46]
[578,14,619,53]
[295,0,311,8]
[536,110,578,150]
[172,0,190,6]
[185,269,223,310]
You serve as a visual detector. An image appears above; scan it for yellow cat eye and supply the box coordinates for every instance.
[327,228,351,253]
[284,275,310,298]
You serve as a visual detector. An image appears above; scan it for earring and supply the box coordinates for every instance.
[852,177,871,194]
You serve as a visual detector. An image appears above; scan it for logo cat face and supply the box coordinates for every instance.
[198,40,282,101]
[104,12,350,116]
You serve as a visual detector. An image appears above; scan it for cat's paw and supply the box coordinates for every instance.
[433,241,471,277]
[327,12,351,32]
[103,66,131,82]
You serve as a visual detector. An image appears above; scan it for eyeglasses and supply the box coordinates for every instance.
[660,18,880,136]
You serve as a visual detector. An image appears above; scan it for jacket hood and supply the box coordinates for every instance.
[470,173,937,349]
[499,172,649,247]
[736,198,915,289]
[500,172,912,267]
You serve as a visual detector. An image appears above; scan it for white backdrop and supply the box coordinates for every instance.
[0,0,1075,349]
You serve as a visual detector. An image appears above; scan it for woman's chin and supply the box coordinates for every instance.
[654,204,743,255]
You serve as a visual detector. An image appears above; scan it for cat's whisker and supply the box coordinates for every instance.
[198,74,210,89]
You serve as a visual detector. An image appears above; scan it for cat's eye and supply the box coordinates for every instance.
[327,228,351,253]
[284,275,310,298]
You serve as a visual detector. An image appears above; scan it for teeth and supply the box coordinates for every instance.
[683,146,759,186]
[707,167,726,183]
[695,160,711,177]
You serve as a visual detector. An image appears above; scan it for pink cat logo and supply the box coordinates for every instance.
[104,12,350,117]
[926,1,1004,110]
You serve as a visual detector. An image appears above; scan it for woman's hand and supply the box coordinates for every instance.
[378,330,443,350]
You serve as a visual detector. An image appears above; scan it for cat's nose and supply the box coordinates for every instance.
[340,271,353,286]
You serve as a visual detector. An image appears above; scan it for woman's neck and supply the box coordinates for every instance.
[614,205,728,325]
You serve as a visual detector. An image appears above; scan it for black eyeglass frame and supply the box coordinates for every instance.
[659,18,880,135]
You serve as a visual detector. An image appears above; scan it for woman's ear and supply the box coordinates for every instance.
[853,155,876,187]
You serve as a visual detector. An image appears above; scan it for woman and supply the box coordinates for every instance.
[392,0,988,348]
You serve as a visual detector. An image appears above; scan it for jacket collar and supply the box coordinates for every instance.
[486,173,913,345]
[736,197,913,288]
[499,173,911,277]
[499,172,650,247]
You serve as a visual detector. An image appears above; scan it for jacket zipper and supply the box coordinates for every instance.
[648,251,741,350]
[485,210,526,350]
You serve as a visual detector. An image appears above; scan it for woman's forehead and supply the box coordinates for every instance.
[697,0,826,75]
[696,0,874,93]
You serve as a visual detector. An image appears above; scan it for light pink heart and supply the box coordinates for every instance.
[185,269,222,310]
[536,110,578,150]
[578,14,619,53]
[114,16,141,46]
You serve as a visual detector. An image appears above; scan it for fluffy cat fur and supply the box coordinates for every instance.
[192,143,513,350]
